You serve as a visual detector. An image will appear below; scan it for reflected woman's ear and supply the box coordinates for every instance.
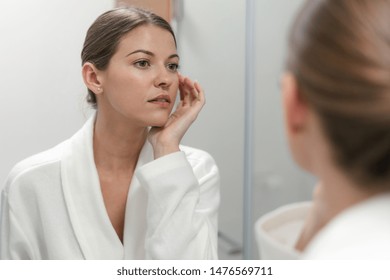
[82,62,103,95]
[282,73,308,135]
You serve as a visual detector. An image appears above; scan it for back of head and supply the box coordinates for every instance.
[287,0,390,186]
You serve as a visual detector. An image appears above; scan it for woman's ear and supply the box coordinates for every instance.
[282,73,308,135]
[82,62,103,95]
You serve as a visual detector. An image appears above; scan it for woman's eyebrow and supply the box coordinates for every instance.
[126,50,180,60]
[169,54,180,60]
[126,49,154,57]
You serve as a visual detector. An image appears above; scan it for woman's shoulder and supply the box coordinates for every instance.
[3,142,67,194]
[304,194,390,259]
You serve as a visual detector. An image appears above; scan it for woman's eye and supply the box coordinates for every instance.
[167,63,179,72]
[134,60,150,68]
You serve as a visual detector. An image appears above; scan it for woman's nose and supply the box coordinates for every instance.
[154,66,173,90]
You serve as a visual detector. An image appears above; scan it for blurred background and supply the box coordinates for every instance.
[0,0,315,259]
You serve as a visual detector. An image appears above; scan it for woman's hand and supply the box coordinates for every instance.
[148,74,205,159]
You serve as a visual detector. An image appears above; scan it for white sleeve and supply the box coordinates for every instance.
[0,190,33,260]
[136,151,220,260]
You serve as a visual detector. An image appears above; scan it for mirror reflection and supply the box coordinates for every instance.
[4,0,385,261]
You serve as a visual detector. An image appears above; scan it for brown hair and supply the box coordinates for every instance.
[287,0,390,185]
[81,7,176,108]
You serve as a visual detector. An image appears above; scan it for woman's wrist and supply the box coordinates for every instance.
[152,144,180,159]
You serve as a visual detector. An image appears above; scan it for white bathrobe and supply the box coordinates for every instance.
[0,115,220,260]
[255,194,390,259]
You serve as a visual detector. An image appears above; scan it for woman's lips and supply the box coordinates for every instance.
[148,94,171,107]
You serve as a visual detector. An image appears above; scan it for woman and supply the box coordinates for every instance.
[256,0,390,259]
[0,7,220,260]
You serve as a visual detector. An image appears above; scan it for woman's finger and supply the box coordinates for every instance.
[178,73,185,101]
[184,77,198,106]
[190,81,199,104]
[182,77,192,106]
[193,81,205,108]
[194,81,202,94]
[178,75,205,113]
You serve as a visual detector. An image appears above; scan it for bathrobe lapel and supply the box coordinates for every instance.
[122,140,153,259]
[60,115,154,259]
[61,115,123,259]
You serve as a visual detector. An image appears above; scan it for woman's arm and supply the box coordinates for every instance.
[141,75,220,259]
[0,190,33,260]
[136,150,220,259]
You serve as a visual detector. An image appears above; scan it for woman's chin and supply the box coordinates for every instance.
[149,118,169,128]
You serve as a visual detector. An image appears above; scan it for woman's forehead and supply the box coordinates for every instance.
[117,24,177,53]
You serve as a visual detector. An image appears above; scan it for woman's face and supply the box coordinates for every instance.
[97,24,179,127]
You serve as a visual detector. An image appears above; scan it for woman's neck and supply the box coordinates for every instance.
[315,164,384,224]
[93,111,148,173]
[295,164,384,252]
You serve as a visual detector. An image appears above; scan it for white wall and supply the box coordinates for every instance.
[0,0,114,186]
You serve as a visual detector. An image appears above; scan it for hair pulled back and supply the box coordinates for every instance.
[287,0,390,185]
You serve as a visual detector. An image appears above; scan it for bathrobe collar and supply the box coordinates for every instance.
[60,113,153,259]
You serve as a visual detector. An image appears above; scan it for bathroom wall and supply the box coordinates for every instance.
[0,0,114,186]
